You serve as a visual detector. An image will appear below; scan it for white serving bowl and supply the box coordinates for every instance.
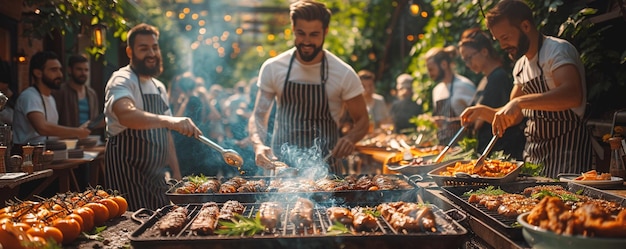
[60,139,78,150]
[517,212,626,249]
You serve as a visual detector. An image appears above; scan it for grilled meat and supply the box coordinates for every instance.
[326,207,353,225]
[377,202,437,232]
[197,179,221,193]
[351,206,378,231]
[218,200,245,221]
[372,175,396,190]
[259,202,283,230]
[289,198,314,227]
[190,202,220,235]
[158,206,188,236]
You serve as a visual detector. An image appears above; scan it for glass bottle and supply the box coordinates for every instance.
[608,137,626,179]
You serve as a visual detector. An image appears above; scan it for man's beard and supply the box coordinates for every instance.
[506,29,530,60]
[296,41,324,62]
[42,74,62,90]
[132,52,162,77]
[70,73,87,85]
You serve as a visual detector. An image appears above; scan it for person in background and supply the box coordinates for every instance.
[358,70,389,131]
[0,60,15,125]
[13,51,91,156]
[458,28,524,159]
[389,73,423,134]
[249,0,369,174]
[425,46,476,145]
[103,23,202,210]
[53,54,101,130]
[462,0,592,178]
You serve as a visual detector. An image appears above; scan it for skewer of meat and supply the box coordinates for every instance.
[190,202,220,235]
[158,205,188,236]
[258,202,284,230]
[289,197,314,227]
[218,200,245,221]
[351,206,378,231]
[326,207,353,225]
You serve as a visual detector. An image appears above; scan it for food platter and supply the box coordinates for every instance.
[558,174,624,188]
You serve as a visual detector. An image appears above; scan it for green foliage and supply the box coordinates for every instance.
[216,213,266,236]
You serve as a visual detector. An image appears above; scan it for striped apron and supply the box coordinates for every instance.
[520,39,592,178]
[105,80,170,211]
[271,53,340,173]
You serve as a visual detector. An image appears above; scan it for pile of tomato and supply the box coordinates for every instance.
[0,187,128,248]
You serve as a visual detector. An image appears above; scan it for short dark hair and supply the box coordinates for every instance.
[68,54,88,68]
[127,23,160,48]
[486,0,535,29]
[29,51,59,85]
[290,0,332,30]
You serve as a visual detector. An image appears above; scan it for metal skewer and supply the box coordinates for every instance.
[434,126,466,163]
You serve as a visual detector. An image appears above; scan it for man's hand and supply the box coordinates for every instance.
[253,143,277,170]
[493,99,523,137]
[165,116,202,138]
[75,127,91,139]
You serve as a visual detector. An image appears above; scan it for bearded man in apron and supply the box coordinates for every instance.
[462,0,592,178]
[249,0,369,175]
[103,24,202,211]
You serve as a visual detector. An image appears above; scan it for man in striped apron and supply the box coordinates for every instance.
[484,0,592,178]
[104,24,202,211]
[249,0,369,174]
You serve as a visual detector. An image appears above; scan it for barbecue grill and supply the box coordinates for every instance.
[130,202,468,249]
[440,181,626,240]
[166,174,420,204]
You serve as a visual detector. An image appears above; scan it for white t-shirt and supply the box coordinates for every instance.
[257,48,363,125]
[104,65,170,136]
[432,74,476,117]
[13,87,59,144]
[512,36,586,117]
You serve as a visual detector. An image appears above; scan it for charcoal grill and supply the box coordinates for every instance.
[440,181,626,240]
[129,202,468,249]
[166,174,420,204]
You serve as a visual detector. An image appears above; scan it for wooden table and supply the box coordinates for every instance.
[0,170,53,204]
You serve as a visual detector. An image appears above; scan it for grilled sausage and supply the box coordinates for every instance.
[218,200,244,221]
[190,202,220,235]
[158,206,188,236]
[259,202,283,230]
[289,198,314,227]
[351,206,378,231]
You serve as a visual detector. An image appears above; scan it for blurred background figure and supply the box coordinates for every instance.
[389,73,423,134]
[458,28,524,159]
[0,60,15,125]
[358,70,389,132]
[426,46,476,145]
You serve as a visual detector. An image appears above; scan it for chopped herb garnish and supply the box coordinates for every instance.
[462,186,508,197]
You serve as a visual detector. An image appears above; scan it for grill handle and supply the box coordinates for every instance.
[444,208,468,224]
[131,208,155,225]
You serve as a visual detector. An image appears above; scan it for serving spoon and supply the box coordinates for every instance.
[197,135,244,168]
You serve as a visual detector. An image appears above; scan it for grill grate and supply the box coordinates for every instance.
[131,202,468,249]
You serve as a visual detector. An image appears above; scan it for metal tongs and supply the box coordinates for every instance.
[473,134,499,173]
[433,126,466,163]
[197,135,244,167]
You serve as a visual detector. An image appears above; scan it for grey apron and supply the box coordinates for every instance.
[433,76,462,145]
[271,53,340,172]
[105,74,170,211]
[520,37,592,178]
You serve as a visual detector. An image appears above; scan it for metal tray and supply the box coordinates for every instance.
[166,174,420,204]
[440,181,626,240]
[427,160,523,186]
[129,202,468,249]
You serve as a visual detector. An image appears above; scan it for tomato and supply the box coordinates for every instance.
[19,213,43,228]
[52,217,81,244]
[23,235,47,249]
[66,214,84,232]
[83,202,109,226]
[98,198,119,220]
[96,189,110,198]
[0,223,24,249]
[73,206,95,232]
[26,226,63,245]
[110,196,128,217]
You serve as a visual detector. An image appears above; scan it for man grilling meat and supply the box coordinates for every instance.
[249,0,368,174]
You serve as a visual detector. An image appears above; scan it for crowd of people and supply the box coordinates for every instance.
[0,0,594,210]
